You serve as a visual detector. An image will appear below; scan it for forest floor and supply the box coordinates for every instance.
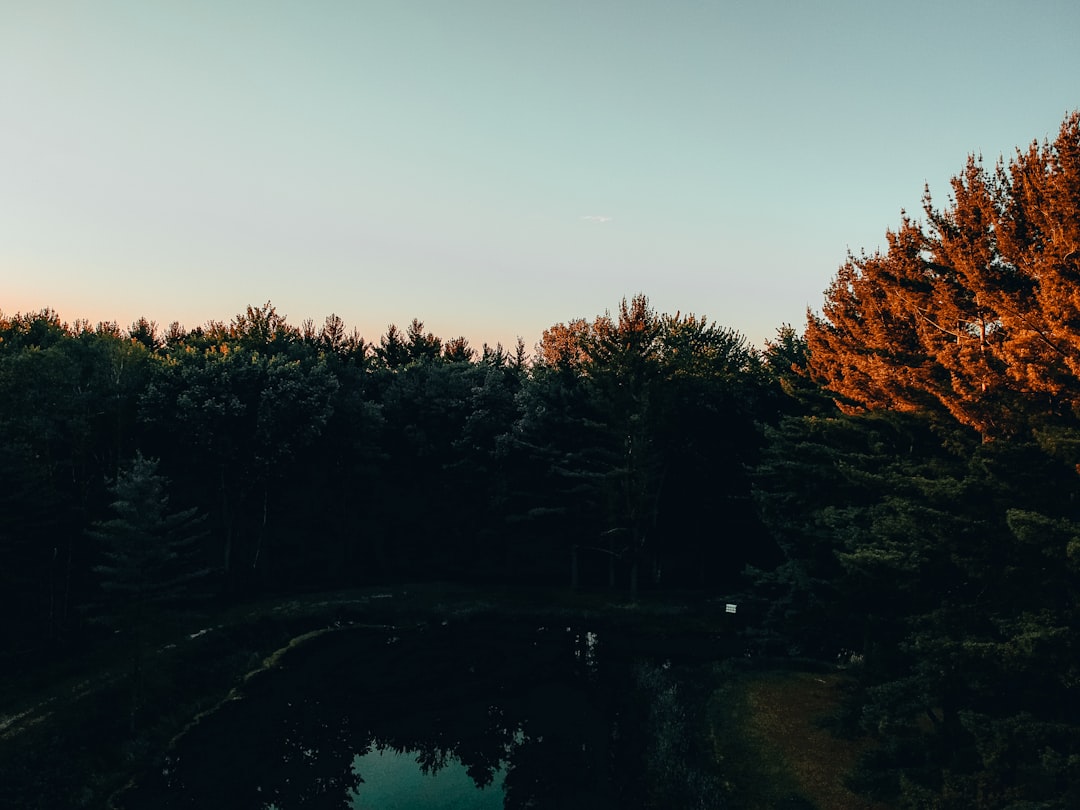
[1,585,881,809]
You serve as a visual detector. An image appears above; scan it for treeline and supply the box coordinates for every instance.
[0,295,781,651]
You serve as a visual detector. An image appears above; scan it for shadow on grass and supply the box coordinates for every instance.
[705,663,891,810]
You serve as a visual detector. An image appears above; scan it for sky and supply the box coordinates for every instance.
[3,0,1079,354]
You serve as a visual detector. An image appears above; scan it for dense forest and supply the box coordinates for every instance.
[3,112,1080,808]
[0,293,775,615]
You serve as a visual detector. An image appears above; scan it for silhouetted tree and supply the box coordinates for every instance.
[90,452,209,610]
[88,452,209,729]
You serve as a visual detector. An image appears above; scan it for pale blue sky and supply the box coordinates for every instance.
[3,0,1078,352]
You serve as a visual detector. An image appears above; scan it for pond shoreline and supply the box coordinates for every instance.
[0,585,860,809]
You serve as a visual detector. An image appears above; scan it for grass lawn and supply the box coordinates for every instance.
[706,666,891,810]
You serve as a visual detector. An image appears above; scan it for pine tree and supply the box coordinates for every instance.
[522,295,768,593]
[89,452,209,613]
[376,323,411,369]
[807,111,1080,438]
[88,452,210,730]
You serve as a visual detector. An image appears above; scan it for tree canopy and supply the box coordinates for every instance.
[807,112,1080,438]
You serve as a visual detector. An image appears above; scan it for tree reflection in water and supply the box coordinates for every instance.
[121,619,644,810]
[350,743,506,809]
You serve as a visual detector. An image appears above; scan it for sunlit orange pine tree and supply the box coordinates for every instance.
[807,111,1080,437]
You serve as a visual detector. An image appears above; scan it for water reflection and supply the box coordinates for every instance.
[571,629,600,674]
[350,744,506,809]
[122,620,645,809]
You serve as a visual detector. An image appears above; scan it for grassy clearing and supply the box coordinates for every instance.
[706,666,891,810]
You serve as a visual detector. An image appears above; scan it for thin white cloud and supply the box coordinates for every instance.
[580,215,613,223]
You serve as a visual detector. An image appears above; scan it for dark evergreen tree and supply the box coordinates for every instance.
[227,301,297,355]
[504,358,611,586]
[138,342,338,587]
[751,370,1080,808]
[0,442,63,653]
[520,295,770,594]
[405,318,442,363]
[87,452,209,730]
[127,318,163,352]
[89,452,209,610]
[371,352,493,578]
[442,335,475,363]
[375,323,410,369]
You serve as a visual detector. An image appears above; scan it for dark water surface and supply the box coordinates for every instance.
[121,617,669,809]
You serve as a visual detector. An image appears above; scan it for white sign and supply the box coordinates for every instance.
[725,604,737,614]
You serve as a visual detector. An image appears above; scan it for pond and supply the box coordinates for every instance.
[118,616,719,809]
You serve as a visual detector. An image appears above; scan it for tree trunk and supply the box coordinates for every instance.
[48,546,58,641]
[220,466,233,574]
[252,486,268,572]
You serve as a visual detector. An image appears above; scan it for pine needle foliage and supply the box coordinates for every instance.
[89,452,210,615]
